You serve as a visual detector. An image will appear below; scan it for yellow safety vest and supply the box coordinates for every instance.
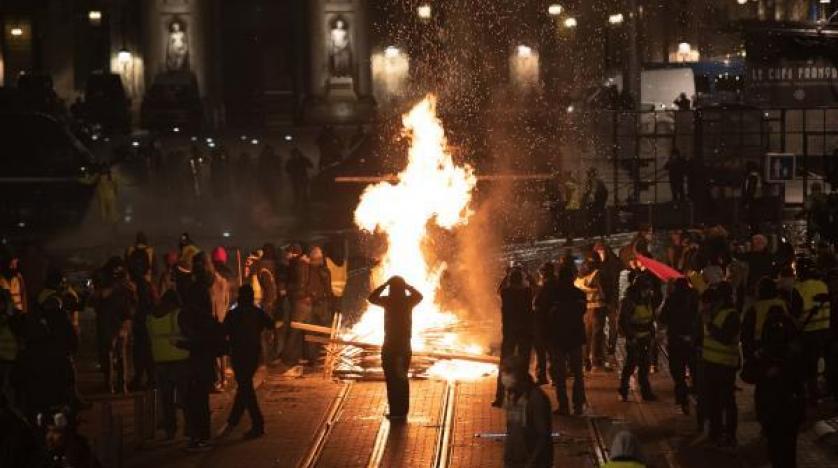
[326,258,347,297]
[147,309,189,363]
[603,461,646,468]
[630,304,653,339]
[752,298,788,340]
[0,318,17,361]
[0,275,26,312]
[703,308,740,367]
[794,280,831,332]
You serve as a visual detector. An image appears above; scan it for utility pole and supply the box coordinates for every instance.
[626,0,641,109]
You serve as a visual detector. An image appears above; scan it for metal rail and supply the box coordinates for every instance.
[296,382,353,468]
[587,417,610,466]
[432,381,458,468]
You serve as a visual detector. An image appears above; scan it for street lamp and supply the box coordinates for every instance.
[564,17,577,28]
[88,10,103,26]
[516,45,533,58]
[117,48,132,65]
[10,27,23,37]
[417,4,432,20]
[385,46,401,59]
[737,0,748,4]
[548,4,563,16]
[608,13,624,25]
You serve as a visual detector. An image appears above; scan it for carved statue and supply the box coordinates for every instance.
[166,19,189,71]
[329,17,353,78]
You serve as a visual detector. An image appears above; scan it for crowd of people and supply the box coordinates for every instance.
[497,225,837,468]
[0,230,347,465]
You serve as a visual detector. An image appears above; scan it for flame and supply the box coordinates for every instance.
[347,95,496,380]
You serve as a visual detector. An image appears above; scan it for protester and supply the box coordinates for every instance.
[790,256,831,403]
[0,246,28,314]
[0,289,20,408]
[532,262,555,385]
[41,407,102,468]
[700,282,740,449]
[147,290,189,440]
[493,268,534,407]
[575,258,608,371]
[125,232,157,282]
[618,279,657,402]
[128,255,158,391]
[286,147,313,208]
[664,149,687,203]
[218,285,273,440]
[501,355,553,468]
[658,278,700,414]
[92,258,136,394]
[594,241,622,356]
[368,276,423,422]
[306,246,334,360]
[541,263,587,415]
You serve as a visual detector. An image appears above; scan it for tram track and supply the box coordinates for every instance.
[296,381,354,468]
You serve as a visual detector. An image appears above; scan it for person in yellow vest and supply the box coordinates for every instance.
[617,279,657,402]
[742,277,789,366]
[790,257,831,403]
[602,430,646,468]
[700,282,740,449]
[0,248,28,314]
[125,231,157,283]
[95,167,119,229]
[147,289,190,440]
[0,289,21,409]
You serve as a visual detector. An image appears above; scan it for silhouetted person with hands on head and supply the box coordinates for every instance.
[368,276,423,422]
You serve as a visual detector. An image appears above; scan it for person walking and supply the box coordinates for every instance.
[217,285,273,440]
[501,355,553,468]
[147,290,189,440]
[368,276,423,422]
[700,282,741,449]
[618,279,657,402]
[658,278,700,414]
[543,264,587,415]
[493,268,534,407]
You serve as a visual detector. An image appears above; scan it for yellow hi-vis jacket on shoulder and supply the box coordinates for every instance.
[628,304,654,340]
[603,461,646,468]
[147,309,189,363]
[752,297,788,340]
[702,307,740,367]
[794,279,831,332]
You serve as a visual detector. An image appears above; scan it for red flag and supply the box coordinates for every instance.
[636,254,685,282]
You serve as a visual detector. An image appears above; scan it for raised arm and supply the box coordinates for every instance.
[406,285,424,306]
[368,283,388,306]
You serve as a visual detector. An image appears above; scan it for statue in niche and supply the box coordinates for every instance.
[329,17,353,78]
[166,18,189,71]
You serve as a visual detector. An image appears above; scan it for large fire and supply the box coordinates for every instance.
[347,95,496,380]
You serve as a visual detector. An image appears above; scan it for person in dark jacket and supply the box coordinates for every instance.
[92,258,136,395]
[179,252,221,452]
[217,285,273,440]
[501,355,553,468]
[532,262,556,385]
[493,268,534,407]
[368,276,423,422]
[542,264,587,415]
[618,279,657,402]
[306,246,334,361]
[128,262,158,391]
[658,278,700,414]
[594,241,622,356]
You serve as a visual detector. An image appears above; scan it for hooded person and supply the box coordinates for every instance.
[501,355,553,468]
[493,267,534,407]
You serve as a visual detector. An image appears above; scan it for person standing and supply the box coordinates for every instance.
[658,278,700,414]
[543,264,587,415]
[92,258,136,395]
[790,257,831,403]
[532,263,555,385]
[618,279,657,402]
[576,258,608,371]
[306,247,334,361]
[664,149,687,203]
[753,295,805,467]
[368,276,423,422]
[147,290,189,440]
[286,147,314,208]
[493,268,534,407]
[217,285,273,440]
[594,242,621,356]
[128,256,158,391]
[0,289,20,409]
[501,355,553,468]
[125,232,157,283]
[701,282,741,449]
[179,253,223,452]
[0,247,28,314]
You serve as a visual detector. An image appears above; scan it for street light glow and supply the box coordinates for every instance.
[88,10,102,25]
[609,13,624,25]
[516,45,533,58]
[117,49,132,64]
[548,4,563,16]
[737,0,748,4]
[10,27,23,37]
[564,17,577,28]
[678,42,691,55]
[417,4,432,20]
[385,46,400,59]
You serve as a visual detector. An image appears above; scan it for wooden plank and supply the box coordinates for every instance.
[304,335,500,365]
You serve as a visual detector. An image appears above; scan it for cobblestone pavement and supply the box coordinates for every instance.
[88,347,838,468]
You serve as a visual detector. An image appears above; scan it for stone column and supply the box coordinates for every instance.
[308,0,328,98]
